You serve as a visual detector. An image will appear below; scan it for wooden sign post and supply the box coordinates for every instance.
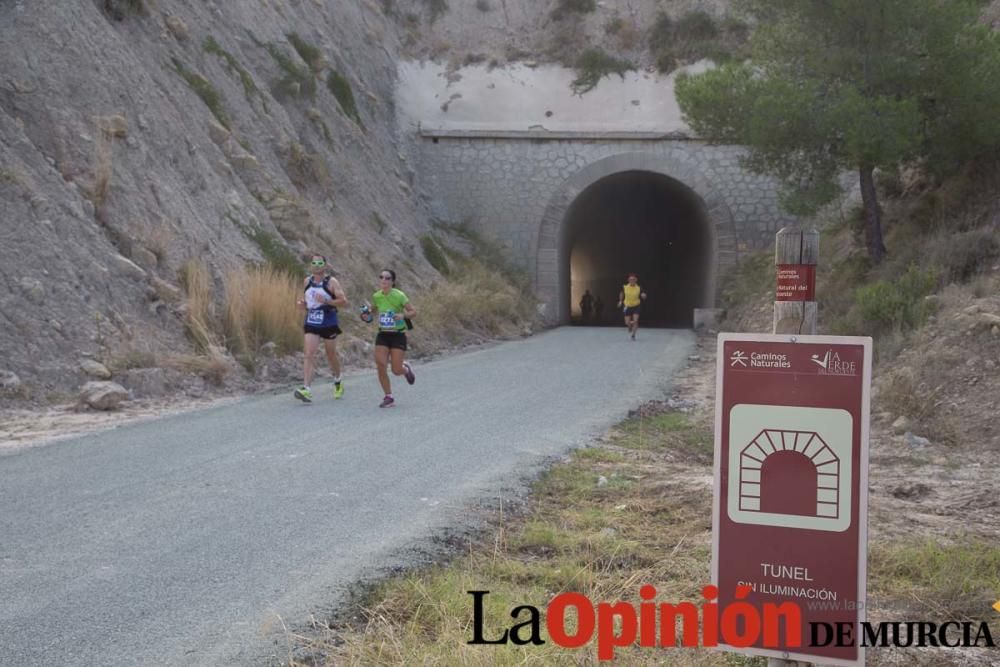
[773,227,819,336]
[771,226,818,666]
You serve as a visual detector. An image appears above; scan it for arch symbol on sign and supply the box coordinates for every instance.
[727,404,853,532]
[738,430,841,519]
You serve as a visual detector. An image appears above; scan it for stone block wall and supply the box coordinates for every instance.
[414,133,799,320]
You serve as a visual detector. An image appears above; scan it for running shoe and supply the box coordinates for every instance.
[294,386,313,403]
[403,362,415,385]
[334,382,344,399]
[631,332,636,341]
[379,395,395,408]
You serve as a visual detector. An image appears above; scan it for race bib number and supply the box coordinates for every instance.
[307,309,325,325]
[379,311,397,329]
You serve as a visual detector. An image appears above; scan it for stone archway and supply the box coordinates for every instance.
[534,151,738,325]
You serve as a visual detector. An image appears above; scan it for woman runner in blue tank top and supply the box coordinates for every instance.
[293,254,348,403]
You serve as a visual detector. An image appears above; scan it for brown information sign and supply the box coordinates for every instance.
[713,333,871,666]
[776,264,816,301]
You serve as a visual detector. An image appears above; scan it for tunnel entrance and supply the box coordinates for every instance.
[563,170,713,328]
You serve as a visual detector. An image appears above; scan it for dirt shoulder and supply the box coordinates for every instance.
[0,333,526,456]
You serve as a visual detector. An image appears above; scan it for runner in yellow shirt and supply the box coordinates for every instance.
[617,273,647,341]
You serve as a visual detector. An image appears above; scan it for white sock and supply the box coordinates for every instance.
[334,375,342,383]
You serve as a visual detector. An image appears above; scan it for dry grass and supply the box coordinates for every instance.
[416,261,534,349]
[285,142,330,188]
[178,259,222,353]
[869,538,1000,622]
[224,265,302,364]
[875,367,958,445]
[96,114,128,140]
[144,225,175,262]
[169,261,303,379]
[160,352,230,386]
[86,134,113,217]
[107,347,158,373]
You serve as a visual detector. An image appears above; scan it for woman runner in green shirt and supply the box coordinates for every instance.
[360,269,417,408]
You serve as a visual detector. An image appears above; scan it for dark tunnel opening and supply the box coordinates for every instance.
[562,170,714,328]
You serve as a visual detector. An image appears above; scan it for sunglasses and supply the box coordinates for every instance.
[310,260,326,266]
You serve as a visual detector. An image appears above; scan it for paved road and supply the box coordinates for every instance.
[0,327,694,665]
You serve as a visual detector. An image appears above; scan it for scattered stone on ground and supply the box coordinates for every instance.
[78,382,129,411]
[80,359,112,380]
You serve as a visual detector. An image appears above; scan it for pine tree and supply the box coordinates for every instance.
[676,0,1000,264]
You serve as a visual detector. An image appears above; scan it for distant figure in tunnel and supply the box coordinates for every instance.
[618,273,647,341]
[579,289,594,323]
[594,296,604,324]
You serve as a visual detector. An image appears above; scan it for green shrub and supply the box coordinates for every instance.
[648,13,674,52]
[287,32,323,72]
[655,49,678,73]
[931,228,1000,283]
[171,58,229,129]
[240,226,302,278]
[266,44,316,99]
[0,168,21,184]
[855,264,937,332]
[675,10,719,41]
[421,0,448,23]
[719,250,773,313]
[719,15,750,41]
[434,221,529,289]
[570,48,633,95]
[420,235,450,275]
[648,10,749,73]
[550,0,595,21]
[326,71,364,128]
[102,0,145,20]
[203,36,261,104]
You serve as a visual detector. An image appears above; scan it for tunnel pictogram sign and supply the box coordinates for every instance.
[712,333,872,667]
[729,406,853,532]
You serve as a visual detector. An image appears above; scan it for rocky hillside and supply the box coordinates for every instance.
[0,0,445,400]
[388,0,742,72]
[6,0,742,406]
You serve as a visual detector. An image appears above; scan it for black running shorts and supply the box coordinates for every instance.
[304,325,342,340]
[375,331,407,351]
